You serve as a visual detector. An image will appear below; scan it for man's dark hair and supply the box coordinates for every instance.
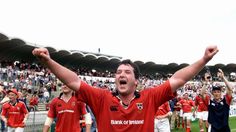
[117,59,140,79]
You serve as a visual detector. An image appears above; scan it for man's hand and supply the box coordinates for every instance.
[23,118,27,124]
[203,45,219,62]
[2,118,7,125]
[204,72,212,83]
[32,48,51,62]
[217,68,224,79]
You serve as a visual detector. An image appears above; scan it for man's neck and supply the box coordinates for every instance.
[119,93,135,106]
[61,92,72,103]
[10,100,17,105]
[214,98,222,102]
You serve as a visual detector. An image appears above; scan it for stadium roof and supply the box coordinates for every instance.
[1,32,236,75]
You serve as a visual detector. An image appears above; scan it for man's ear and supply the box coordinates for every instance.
[135,79,139,86]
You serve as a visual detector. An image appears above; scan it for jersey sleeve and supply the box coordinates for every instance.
[1,104,9,117]
[148,80,177,111]
[76,81,106,114]
[47,99,57,118]
[78,102,87,115]
[21,102,29,114]
[225,94,232,105]
[166,102,171,112]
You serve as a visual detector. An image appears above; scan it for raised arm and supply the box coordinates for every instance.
[217,68,233,96]
[201,73,212,99]
[32,48,81,91]
[169,45,218,93]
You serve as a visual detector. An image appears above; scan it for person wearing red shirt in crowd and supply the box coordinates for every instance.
[33,45,218,131]
[154,101,172,132]
[1,89,29,132]
[29,93,39,111]
[43,84,92,132]
[178,93,195,132]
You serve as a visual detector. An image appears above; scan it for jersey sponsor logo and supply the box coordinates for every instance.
[110,105,118,111]
[111,120,144,125]
[58,109,75,114]
[9,112,20,114]
[136,103,143,110]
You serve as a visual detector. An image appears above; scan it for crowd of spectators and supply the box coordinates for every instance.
[0,60,236,111]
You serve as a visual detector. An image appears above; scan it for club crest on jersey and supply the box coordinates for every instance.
[136,103,143,110]
[110,105,118,111]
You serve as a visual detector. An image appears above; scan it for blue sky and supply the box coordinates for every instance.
[1,0,236,65]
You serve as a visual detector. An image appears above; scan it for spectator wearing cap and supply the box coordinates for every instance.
[202,69,233,132]
[1,89,29,132]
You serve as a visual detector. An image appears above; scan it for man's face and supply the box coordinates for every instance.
[212,90,221,100]
[8,92,17,101]
[183,93,188,99]
[115,64,138,96]
[204,73,212,82]
[61,84,73,94]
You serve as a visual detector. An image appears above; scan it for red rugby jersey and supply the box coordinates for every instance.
[1,101,28,128]
[195,94,210,112]
[178,99,195,113]
[155,101,171,116]
[77,80,176,132]
[47,96,86,132]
